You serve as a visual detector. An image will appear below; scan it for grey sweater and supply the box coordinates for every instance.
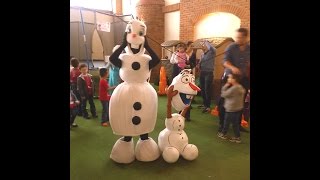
[200,41,216,72]
[221,84,245,112]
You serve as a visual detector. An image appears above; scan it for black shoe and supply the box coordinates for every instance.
[198,105,205,108]
[92,115,98,118]
[83,116,91,119]
[239,126,249,133]
[77,113,83,116]
[202,108,210,113]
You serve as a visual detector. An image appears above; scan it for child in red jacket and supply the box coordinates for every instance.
[70,57,82,116]
[70,89,80,129]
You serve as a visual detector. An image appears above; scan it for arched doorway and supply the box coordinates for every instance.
[194,12,241,39]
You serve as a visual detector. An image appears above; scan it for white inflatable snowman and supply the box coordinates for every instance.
[158,69,201,163]
[108,19,161,164]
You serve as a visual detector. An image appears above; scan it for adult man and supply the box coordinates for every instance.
[219,28,250,133]
[199,40,216,113]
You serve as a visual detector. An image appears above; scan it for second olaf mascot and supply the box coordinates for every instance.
[158,69,201,163]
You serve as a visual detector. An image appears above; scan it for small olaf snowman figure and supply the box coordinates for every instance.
[158,69,201,163]
[108,19,161,164]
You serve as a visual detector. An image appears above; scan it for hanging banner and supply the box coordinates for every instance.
[97,22,110,32]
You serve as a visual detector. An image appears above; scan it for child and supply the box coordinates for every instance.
[218,73,245,143]
[70,89,80,129]
[186,41,197,76]
[99,68,116,126]
[184,42,197,121]
[70,57,82,116]
[77,63,98,119]
[170,43,189,78]
[176,43,188,70]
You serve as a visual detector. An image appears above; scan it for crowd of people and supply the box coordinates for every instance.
[69,55,121,129]
[168,28,250,143]
[70,27,250,144]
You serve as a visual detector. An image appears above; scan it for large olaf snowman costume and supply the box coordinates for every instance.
[158,69,201,163]
[109,19,161,164]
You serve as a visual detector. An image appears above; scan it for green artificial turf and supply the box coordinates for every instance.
[70,95,250,180]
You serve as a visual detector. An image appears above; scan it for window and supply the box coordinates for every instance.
[195,12,241,39]
[122,0,138,16]
[70,0,113,11]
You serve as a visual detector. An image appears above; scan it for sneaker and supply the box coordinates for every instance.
[229,137,241,143]
[202,108,211,113]
[219,134,228,140]
[217,132,222,137]
[101,122,109,127]
[72,123,78,127]
[92,115,98,118]
[197,105,205,109]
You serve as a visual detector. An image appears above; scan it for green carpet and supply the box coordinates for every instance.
[70,95,250,180]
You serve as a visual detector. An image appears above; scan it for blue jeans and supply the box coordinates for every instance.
[100,100,109,123]
[200,71,213,108]
[222,111,242,138]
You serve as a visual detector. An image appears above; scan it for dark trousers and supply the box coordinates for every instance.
[218,76,250,128]
[178,108,191,120]
[218,97,226,132]
[172,64,181,80]
[200,71,213,108]
[185,108,190,120]
[243,102,250,122]
[100,100,109,123]
[70,83,82,116]
[222,111,242,138]
[81,96,97,117]
[70,108,78,125]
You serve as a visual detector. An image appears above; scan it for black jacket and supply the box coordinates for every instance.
[77,74,94,98]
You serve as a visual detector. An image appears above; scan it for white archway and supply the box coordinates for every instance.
[194,12,240,39]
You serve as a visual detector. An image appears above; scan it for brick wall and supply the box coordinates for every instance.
[136,0,165,83]
[179,0,250,41]
[162,3,180,13]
